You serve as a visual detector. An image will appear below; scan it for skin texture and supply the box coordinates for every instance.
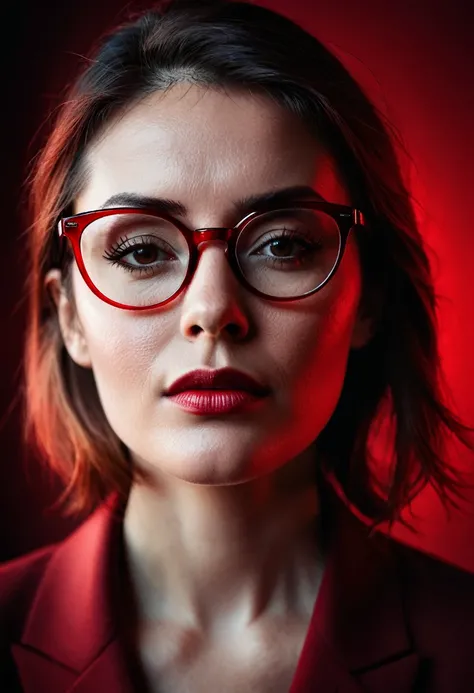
[46,84,373,688]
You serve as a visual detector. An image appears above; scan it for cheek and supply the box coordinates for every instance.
[267,245,362,420]
[72,269,171,401]
[70,243,362,480]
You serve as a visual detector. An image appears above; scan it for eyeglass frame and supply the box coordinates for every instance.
[57,201,366,311]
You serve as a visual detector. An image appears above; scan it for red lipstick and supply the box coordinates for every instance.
[163,368,270,415]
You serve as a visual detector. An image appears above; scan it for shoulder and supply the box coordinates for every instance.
[391,539,474,677]
[0,545,57,639]
[0,545,58,692]
[0,493,124,640]
[393,539,474,611]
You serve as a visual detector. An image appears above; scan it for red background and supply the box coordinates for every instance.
[1,0,473,569]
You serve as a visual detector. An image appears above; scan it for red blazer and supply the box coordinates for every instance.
[1,480,474,693]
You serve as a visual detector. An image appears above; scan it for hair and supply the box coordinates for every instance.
[21,0,473,529]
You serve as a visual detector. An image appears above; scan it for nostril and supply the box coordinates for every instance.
[187,323,241,339]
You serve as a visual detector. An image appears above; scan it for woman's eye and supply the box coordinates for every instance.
[121,243,170,266]
[260,237,309,257]
[101,232,179,273]
[252,231,318,259]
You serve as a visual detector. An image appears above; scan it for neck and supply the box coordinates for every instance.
[123,449,325,636]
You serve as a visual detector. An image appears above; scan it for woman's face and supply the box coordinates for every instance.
[51,84,372,486]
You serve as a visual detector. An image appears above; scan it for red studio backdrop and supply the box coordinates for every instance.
[1,1,473,568]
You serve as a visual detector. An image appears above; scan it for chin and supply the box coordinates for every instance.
[130,446,259,488]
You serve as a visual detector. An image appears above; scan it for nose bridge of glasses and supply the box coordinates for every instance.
[194,227,233,251]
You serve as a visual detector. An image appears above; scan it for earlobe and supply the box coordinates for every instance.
[351,284,383,350]
[350,314,374,349]
[44,269,93,369]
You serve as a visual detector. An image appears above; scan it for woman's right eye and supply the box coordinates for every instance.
[119,242,174,267]
[101,233,178,270]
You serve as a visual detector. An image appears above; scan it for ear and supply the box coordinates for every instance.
[45,269,92,368]
[350,312,374,349]
[350,289,380,350]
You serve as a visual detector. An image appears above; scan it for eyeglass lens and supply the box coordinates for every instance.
[79,208,342,307]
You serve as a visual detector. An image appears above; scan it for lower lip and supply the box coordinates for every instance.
[165,390,267,415]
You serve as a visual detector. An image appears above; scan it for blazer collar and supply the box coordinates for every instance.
[12,478,420,693]
[11,493,132,692]
[289,474,420,692]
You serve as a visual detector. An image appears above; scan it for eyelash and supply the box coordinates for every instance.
[253,228,321,260]
[102,234,176,275]
[102,227,321,275]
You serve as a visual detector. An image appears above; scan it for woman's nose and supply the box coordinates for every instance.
[179,242,250,342]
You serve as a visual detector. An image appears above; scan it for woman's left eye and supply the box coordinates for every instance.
[252,229,318,258]
[260,236,311,256]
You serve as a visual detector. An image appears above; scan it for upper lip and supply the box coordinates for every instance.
[164,368,270,396]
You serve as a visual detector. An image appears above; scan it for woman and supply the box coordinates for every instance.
[1,0,474,691]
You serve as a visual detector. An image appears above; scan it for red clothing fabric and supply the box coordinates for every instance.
[1,480,474,693]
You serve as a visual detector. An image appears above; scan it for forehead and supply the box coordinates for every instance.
[75,84,350,215]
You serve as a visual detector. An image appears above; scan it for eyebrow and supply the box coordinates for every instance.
[99,185,328,219]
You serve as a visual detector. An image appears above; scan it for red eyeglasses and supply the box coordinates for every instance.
[57,201,365,311]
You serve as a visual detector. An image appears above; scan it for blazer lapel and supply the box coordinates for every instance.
[11,638,133,693]
[290,473,421,693]
[11,477,421,693]
[11,493,135,693]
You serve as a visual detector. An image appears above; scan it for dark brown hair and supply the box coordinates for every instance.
[22,0,473,528]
